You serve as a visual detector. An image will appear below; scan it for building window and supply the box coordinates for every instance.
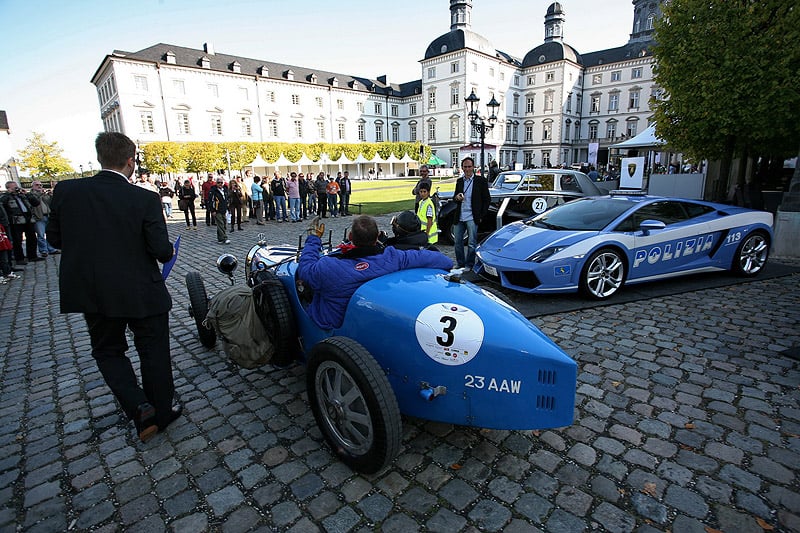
[576,94,582,112]
[391,104,398,117]
[489,67,495,77]
[629,90,640,109]
[564,122,571,141]
[292,94,300,105]
[410,123,417,142]
[526,96,534,114]
[646,14,655,30]
[451,61,459,73]
[545,71,554,82]
[268,118,278,138]
[611,71,621,82]
[316,121,325,139]
[527,75,535,86]
[542,151,551,167]
[372,102,381,115]
[632,67,642,79]
[392,124,399,142]
[428,120,436,141]
[524,123,533,142]
[241,116,252,136]
[523,151,533,167]
[410,103,417,115]
[357,102,364,112]
[358,122,366,141]
[506,123,512,141]
[511,122,519,142]
[450,117,459,139]
[427,66,436,79]
[513,94,520,114]
[211,115,223,135]
[140,111,154,133]
[208,84,219,98]
[591,95,601,113]
[451,86,459,106]
[134,75,148,92]
[266,91,275,103]
[626,121,638,137]
[173,79,185,95]
[544,92,554,112]
[542,122,552,141]
[566,93,572,113]
[592,74,602,85]
[428,89,436,110]
[608,93,619,111]
[337,99,344,110]
[315,97,323,108]
[338,123,346,140]
[239,87,249,100]
[375,123,384,142]
[606,121,617,139]
[514,75,520,86]
[588,123,598,140]
[294,120,303,138]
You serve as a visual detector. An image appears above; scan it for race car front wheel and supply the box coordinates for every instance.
[186,271,217,348]
[252,270,295,366]
[579,248,625,300]
[307,337,401,474]
[732,230,769,277]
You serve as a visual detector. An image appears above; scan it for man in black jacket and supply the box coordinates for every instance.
[208,178,230,244]
[1,182,41,264]
[452,157,490,269]
[47,132,181,442]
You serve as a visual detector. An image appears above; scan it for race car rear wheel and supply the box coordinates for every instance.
[252,271,295,366]
[579,248,625,300]
[307,337,401,474]
[186,271,217,348]
[732,230,769,277]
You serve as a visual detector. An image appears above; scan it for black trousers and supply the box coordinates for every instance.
[84,312,175,427]
[10,221,37,262]
[317,192,327,217]
[183,203,197,227]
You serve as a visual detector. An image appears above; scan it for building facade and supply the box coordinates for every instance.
[91,0,661,171]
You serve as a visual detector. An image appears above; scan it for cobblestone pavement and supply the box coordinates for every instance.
[1,211,799,532]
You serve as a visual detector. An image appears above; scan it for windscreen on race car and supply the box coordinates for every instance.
[524,198,632,231]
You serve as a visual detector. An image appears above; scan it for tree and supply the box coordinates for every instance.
[652,0,800,198]
[17,132,73,179]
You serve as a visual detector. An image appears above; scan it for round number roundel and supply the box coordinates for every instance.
[414,303,484,366]
[532,197,548,214]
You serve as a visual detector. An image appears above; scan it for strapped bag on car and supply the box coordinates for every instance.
[205,285,275,368]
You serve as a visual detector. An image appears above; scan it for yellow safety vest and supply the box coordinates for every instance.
[417,197,438,244]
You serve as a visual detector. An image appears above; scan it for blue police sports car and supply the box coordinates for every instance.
[474,193,773,299]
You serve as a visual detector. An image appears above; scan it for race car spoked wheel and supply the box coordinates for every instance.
[252,270,295,366]
[732,231,769,277]
[186,271,217,348]
[580,248,625,300]
[306,337,401,474]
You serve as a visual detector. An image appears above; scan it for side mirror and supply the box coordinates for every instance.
[639,219,666,235]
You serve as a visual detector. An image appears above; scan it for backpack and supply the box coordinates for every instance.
[205,285,274,369]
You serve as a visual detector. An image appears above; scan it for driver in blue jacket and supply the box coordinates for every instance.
[298,214,453,329]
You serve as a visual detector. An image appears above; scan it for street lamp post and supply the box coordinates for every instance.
[79,164,84,177]
[465,88,500,178]
[88,162,93,175]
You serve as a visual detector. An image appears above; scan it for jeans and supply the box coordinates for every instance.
[327,194,338,216]
[275,196,287,221]
[34,217,57,254]
[453,219,478,269]
[162,201,172,218]
[289,197,301,221]
[253,200,264,223]
[339,192,350,215]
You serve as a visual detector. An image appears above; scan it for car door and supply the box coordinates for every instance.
[617,201,713,281]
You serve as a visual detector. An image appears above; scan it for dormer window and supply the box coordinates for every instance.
[165,51,176,64]
[230,61,241,74]
[258,66,269,77]
[200,56,211,69]
[330,77,339,87]
[308,73,317,83]
[351,80,360,90]
[284,69,294,80]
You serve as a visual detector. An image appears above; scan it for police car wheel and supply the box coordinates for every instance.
[307,337,401,474]
[732,230,769,277]
[579,248,625,300]
[186,271,217,348]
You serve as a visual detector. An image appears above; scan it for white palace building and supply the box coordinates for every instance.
[91,0,662,171]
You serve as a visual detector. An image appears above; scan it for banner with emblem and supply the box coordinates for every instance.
[620,156,645,189]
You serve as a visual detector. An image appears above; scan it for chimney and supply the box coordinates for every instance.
[203,42,215,55]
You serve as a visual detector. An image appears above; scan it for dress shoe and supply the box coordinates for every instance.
[50,250,61,255]
[158,404,183,430]
[29,257,45,262]
[135,402,158,443]
[40,253,48,257]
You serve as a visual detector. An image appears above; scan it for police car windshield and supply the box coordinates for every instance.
[528,198,631,231]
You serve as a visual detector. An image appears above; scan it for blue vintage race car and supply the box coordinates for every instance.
[475,192,773,299]
[186,234,577,473]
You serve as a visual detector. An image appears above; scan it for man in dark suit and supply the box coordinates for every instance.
[47,132,181,442]
[452,157,490,269]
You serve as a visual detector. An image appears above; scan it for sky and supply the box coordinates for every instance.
[0,0,635,172]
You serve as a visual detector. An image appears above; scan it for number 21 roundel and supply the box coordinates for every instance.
[414,303,485,366]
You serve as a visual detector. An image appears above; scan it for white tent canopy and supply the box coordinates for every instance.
[269,154,292,166]
[611,125,666,149]
[247,154,270,168]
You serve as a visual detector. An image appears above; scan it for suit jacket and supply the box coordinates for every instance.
[453,174,491,224]
[47,171,174,318]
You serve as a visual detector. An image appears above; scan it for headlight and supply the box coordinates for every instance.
[528,246,567,262]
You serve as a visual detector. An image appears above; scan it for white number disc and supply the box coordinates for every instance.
[414,303,484,366]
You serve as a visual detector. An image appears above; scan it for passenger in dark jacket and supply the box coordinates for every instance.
[298,215,453,329]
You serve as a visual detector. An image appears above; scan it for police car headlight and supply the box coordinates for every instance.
[528,246,567,262]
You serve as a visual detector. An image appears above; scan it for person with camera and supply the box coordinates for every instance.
[1,181,41,264]
[29,181,60,258]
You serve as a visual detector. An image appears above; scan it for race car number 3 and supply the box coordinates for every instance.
[415,303,484,366]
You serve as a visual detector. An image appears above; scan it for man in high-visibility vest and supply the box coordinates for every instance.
[415,182,438,245]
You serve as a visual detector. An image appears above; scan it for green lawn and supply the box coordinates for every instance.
[349,179,457,216]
